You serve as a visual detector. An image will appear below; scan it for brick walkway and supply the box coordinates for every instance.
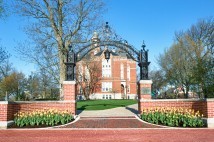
[2,105,214,142]
[1,129,214,142]
[59,116,163,128]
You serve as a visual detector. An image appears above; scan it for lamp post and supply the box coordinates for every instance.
[104,48,110,62]
[103,22,111,62]
[138,41,150,80]
[65,45,76,81]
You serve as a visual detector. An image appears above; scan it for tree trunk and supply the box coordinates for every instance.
[59,51,66,100]
[83,89,90,100]
[185,85,189,99]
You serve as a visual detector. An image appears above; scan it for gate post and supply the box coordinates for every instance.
[138,80,152,114]
[63,81,76,115]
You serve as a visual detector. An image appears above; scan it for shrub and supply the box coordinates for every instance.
[141,107,204,127]
[14,109,73,127]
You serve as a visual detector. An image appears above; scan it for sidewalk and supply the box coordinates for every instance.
[77,104,138,117]
[59,104,163,128]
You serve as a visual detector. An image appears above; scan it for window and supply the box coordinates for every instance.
[127,85,130,93]
[102,59,111,77]
[103,95,105,99]
[106,95,108,99]
[109,95,112,99]
[127,65,130,81]
[121,64,123,79]
[102,82,112,92]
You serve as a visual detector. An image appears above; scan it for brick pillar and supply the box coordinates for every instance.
[138,80,152,114]
[63,81,76,115]
[206,99,214,128]
[0,101,13,128]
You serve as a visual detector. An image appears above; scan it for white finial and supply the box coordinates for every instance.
[92,31,98,39]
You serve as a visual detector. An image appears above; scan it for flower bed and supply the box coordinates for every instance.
[14,109,73,127]
[141,107,204,127]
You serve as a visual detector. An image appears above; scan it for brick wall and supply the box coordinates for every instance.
[0,101,76,122]
[0,81,76,128]
[1,98,214,128]
[139,99,210,117]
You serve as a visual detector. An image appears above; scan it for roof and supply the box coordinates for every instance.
[94,49,131,59]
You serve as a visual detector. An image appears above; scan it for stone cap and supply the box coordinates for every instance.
[63,81,76,84]
[139,80,153,84]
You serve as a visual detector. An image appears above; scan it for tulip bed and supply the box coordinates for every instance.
[14,109,73,127]
[141,107,204,127]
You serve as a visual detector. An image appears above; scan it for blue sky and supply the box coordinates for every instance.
[0,0,214,76]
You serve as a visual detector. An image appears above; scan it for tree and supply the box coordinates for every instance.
[175,17,214,98]
[0,48,12,100]
[109,88,119,99]
[76,56,102,100]
[0,52,11,80]
[14,0,105,98]
[149,69,166,92]
[158,17,214,98]
[26,73,40,99]
[38,68,57,99]
[0,0,4,18]
[0,0,10,81]
[0,46,9,64]
[158,42,195,98]
[0,71,25,100]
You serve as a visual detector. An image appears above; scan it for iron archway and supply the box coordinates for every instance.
[64,22,150,81]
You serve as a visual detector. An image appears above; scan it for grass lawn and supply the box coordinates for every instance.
[77,99,138,110]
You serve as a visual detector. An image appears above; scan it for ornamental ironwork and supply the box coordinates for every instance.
[65,22,150,80]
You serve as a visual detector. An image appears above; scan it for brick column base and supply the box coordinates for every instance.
[63,81,76,115]
[0,101,13,128]
[138,80,152,114]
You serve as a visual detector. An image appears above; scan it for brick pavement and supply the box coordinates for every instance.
[1,129,214,142]
[59,116,163,128]
[2,104,214,142]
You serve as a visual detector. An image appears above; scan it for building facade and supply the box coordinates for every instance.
[76,32,137,100]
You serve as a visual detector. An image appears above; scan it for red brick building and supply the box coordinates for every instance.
[76,32,137,100]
